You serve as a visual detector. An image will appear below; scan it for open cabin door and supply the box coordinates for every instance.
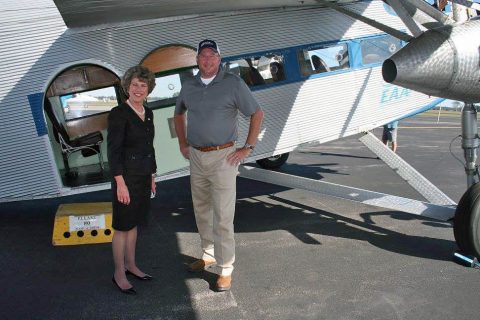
[139,45,198,177]
[44,65,120,187]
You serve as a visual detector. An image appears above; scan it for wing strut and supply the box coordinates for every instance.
[239,165,455,221]
[358,131,456,206]
[314,0,413,42]
[402,0,451,24]
[386,0,424,37]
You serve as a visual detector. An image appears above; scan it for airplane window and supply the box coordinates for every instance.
[226,54,286,86]
[360,35,402,65]
[147,67,198,108]
[61,86,118,120]
[48,65,121,121]
[298,43,349,77]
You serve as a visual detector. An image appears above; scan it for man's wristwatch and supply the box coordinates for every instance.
[243,143,255,151]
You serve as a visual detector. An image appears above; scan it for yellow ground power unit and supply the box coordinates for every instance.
[52,202,114,246]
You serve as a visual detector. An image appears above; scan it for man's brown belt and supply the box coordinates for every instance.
[193,141,235,152]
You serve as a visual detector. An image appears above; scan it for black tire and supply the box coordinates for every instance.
[256,153,289,169]
[453,182,480,257]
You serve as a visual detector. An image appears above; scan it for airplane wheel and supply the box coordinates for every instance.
[256,153,289,169]
[453,182,480,257]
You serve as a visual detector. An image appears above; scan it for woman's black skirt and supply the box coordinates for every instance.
[111,174,151,231]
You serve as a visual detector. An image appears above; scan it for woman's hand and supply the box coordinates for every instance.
[117,183,130,205]
[151,175,157,197]
[115,175,130,205]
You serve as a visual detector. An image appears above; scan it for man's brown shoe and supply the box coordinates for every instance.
[216,275,232,291]
[188,259,216,272]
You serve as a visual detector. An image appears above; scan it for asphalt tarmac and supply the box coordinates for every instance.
[1,110,479,320]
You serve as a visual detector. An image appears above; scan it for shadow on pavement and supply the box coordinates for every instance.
[0,176,457,319]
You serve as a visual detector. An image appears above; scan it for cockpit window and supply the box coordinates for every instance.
[360,35,402,65]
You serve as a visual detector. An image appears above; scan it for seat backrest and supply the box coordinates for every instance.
[44,99,71,144]
[312,55,330,73]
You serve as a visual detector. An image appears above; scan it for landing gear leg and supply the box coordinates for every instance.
[461,103,479,188]
[454,103,480,256]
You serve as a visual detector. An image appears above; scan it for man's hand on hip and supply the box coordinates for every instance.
[227,148,251,166]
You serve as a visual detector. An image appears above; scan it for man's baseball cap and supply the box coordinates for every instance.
[197,39,220,55]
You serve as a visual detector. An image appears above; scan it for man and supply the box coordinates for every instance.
[382,120,399,153]
[174,39,264,291]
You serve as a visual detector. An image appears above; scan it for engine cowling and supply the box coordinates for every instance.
[382,18,480,103]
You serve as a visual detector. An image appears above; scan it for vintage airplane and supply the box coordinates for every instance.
[0,0,479,255]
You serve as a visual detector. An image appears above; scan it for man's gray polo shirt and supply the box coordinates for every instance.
[175,69,261,147]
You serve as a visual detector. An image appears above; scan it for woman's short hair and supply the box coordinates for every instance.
[121,65,156,95]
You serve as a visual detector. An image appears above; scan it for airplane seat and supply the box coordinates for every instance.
[243,58,266,86]
[44,99,104,176]
[248,66,265,85]
[312,55,330,73]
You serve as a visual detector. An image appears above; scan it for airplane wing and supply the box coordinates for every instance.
[51,0,461,31]
[52,0,359,28]
[52,0,477,42]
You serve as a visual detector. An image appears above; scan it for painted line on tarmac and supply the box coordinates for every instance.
[400,126,460,129]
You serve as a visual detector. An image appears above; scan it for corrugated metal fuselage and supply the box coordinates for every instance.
[0,0,439,202]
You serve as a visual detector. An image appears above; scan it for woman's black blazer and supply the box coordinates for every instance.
[107,103,157,177]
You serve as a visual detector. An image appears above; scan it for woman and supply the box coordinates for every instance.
[108,65,157,295]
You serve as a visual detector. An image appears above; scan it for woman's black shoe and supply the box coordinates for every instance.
[125,269,153,280]
[112,277,137,295]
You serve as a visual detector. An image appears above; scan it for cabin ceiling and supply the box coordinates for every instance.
[53,0,357,28]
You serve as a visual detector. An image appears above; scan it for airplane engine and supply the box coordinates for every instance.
[382,18,480,103]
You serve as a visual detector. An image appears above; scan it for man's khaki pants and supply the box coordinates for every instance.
[190,146,238,276]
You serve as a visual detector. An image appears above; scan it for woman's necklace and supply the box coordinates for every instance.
[126,99,145,116]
